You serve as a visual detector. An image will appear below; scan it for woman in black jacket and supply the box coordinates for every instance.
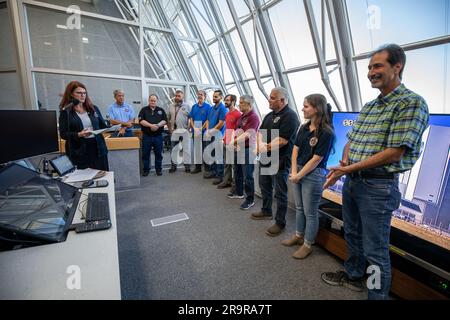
[59,81,109,171]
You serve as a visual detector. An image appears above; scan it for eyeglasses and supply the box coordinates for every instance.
[74,91,87,95]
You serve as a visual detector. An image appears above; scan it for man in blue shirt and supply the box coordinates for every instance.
[107,89,135,137]
[189,90,212,174]
[204,90,228,184]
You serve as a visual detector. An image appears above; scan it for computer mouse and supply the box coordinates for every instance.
[82,180,94,188]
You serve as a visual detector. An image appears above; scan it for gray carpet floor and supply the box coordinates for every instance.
[115,167,367,300]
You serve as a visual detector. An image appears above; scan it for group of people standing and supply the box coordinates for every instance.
[58,43,429,300]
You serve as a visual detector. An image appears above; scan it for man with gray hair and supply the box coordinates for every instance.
[168,89,191,173]
[107,89,135,137]
[251,87,300,236]
[228,94,260,210]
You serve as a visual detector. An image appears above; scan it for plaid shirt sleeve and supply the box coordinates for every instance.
[387,97,429,150]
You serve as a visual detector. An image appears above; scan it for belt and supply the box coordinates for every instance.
[348,171,395,179]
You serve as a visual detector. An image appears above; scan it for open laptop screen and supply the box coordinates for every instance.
[0,163,80,251]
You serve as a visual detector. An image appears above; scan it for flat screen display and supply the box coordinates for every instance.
[0,163,80,251]
[327,112,450,252]
[0,110,59,164]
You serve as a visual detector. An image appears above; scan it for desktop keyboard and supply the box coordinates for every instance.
[85,193,110,222]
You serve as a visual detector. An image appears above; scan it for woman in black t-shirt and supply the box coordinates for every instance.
[282,94,335,259]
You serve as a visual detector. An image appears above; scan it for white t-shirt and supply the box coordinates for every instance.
[76,111,95,139]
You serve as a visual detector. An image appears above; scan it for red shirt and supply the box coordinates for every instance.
[224,108,242,145]
[236,109,260,148]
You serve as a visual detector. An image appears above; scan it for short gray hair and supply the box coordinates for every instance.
[197,90,206,97]
[113,89,124,96]
[272,87,289,104]
[240,94,254,107]
[175,89,184,95]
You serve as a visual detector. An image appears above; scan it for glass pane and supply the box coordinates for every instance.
[34,73,142,117]
[216,0,236,31]
[144,29,187,81]
[310,0,337,61]
[242,21,270,75]
[33,0,138,21]
[0,73,24,109]
[346,0,450,54]
[226,84,240,97]
[288,67,345,121]
[189,53,213,85]
[0,6,16,69]
[229,30,253,78]
[355,44,450,114]
[189,0,216,41]
[268,0,317,69]
[27,6,141,76]
[247,79,274,118]
[208,41,234,83]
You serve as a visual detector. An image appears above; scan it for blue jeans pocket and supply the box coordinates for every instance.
[361,178,392,189]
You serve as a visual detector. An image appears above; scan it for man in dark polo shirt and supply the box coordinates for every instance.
[251,87,300,236]
[139,94,167,176]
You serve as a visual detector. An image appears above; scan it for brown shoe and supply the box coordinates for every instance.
[292,244,312,259]
[281,234,304,247]
[251,211,272,220]
[265,223,285,237]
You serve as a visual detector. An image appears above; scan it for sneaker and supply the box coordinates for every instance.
[292,244,312,259]
[240,200,255,210]
[156,171,162,176]
[265,223,285,236]
[321,271,365,292]
[212,178,223,185]
[217,182,232,189]
[142,171,149,177]
[250,211,272,220]
[169,166,177,173]
[281,235,304,247]
[226,192,245,199]
[203,172,215,179]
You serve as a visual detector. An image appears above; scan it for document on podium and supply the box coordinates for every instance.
[91,124,121,135]
[64,168,100,183]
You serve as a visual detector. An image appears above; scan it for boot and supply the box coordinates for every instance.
[281,234,304,247]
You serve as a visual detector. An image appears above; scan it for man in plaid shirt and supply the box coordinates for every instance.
[321,44,429,299]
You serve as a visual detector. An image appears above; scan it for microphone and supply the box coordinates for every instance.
[63,98,80,110]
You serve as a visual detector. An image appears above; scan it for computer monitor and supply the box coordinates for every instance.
[0,163,81,251]
[0,110,59,164]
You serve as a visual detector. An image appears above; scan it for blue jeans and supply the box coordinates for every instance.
[234,148,255,202]
[142,134,163,172]
[205,137,224,178]
[342,173,400,300]
[259,165,289,227]
[292,166,326,245]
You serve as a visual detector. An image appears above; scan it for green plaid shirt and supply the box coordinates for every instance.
[347,84,429,173]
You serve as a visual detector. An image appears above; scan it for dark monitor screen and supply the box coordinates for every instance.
[0,163,80,251]
[0,110,59,164]
[327,112,450,253]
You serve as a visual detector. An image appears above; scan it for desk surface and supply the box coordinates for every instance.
[0,172,121,300]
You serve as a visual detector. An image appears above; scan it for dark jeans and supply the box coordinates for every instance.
[234,148,255,202]
[259,165,289,227]
[342,172,400,300]
[142,134,163,172]
[205,137,224,178]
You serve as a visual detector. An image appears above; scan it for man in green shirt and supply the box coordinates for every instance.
[321,44,429,300]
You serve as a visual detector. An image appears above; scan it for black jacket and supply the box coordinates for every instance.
[59,105,108,163]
